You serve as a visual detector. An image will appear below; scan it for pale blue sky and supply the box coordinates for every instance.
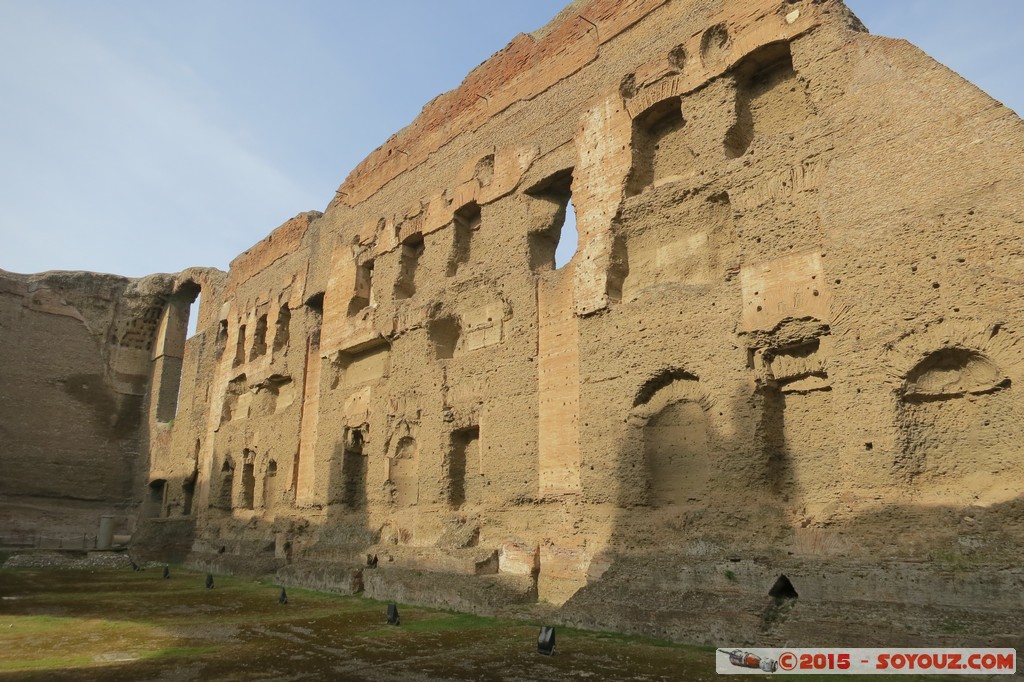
[1,1,1021,278]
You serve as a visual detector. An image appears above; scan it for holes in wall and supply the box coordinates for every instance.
[182,473,196,516]
[216,457,234,510]
[305,292,324,351]
[174,281,201,342]
[273,305,291,352]
[349,260,375,315]
[263,460,278,509]
[526,169,577,271]
[250,313,268,360]
[556,203,578,270]
[667,44,687,72]
[448,202,481,276]
[216,320,228,357]
[619,73,637,99]
[761,573,799,629]
[607,233,629,303]
[118,305,162,351]
[394,233,425,300]
[700,22,730,66]
[474,154,494,187]
[768,574,798,600]
[429,316,462,360]
[220,374,248,424]
[146,479,167,519]
[389,436,419,507]
[241,460,256,511]
[340,426,367,509]
[626,97,692,196]
[448,426,480,509]
[725,42,809,159]
[233,324,247,368]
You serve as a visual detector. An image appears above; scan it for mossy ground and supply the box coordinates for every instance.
[0,567,961,681]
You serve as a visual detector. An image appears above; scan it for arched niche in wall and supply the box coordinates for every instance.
[895,345,1016,503]
[724,41,813,159]
[750,332,834,502]
[447,425,480,510]
[146,479,167,519]
[272,303,291,353]
[304,292,324,351]
[182,464,197,517]
[626,97,693,196]
[628,370,715,508]
[335,425,368,510]
[241,449,256,511]
[388,434,419,508]
[249,312,269,360]
[394,233,425,300]
[263,459,278,510]
[216,456,234,511]
[902,348,1007,400]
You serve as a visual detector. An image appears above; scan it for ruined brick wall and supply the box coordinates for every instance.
[0,269,176,543]
[20,0,1024,646]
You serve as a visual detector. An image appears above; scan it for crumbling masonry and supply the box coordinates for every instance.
[2,0,1023,646]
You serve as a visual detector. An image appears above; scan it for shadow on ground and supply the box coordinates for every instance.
[0,566,717,681]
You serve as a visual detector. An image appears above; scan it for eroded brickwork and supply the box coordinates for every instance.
[5,0,1023,646]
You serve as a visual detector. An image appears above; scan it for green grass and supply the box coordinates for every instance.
[143,645,220,659]
[0,566,976,681]
[0,655,95,672]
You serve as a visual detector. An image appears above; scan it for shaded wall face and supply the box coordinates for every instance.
[0,271,172,537]
[644,401,712,507]
[1,311,135,500]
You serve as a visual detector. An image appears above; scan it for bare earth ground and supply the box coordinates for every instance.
[0,566,965,681]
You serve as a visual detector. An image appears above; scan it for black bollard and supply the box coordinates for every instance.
[162,566,170,579]
[537,626,556,656]
[386,603,400,626]
[279,587,288,605]
[205,574,214,589]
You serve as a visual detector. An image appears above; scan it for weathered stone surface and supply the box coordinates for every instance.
[0,269,177,542]
[5,0,1024,646]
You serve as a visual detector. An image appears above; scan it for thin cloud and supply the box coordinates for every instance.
[0,3,319,276]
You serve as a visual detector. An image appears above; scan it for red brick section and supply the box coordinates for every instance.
[336,0,668,209]
[226,212,316,292]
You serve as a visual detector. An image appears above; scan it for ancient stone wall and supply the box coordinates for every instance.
[0,269,178,544]
[10,0,1024,646]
